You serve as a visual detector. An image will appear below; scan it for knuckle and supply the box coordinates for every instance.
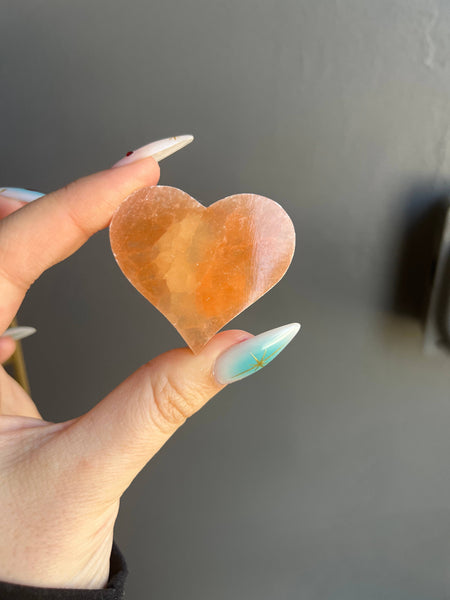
[56,181,94,239]
[0,261,30,292]
[66,206,94,239]
[147,371,201,434]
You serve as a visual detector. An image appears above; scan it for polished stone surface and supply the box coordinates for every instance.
[110,186,295,352]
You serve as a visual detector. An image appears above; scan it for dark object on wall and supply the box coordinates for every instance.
[391,191,449,322]
[424,203,450,355]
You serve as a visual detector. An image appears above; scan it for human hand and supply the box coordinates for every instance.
[0,142,299,590]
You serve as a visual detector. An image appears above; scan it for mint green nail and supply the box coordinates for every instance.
[214,323,300,384]
[0,187,44,202]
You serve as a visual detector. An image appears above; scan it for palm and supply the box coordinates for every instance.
[0,364,120,587]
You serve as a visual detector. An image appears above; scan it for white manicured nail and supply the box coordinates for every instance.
[0,188,44,202]
[2,327,37,341]
[112,135,194,168]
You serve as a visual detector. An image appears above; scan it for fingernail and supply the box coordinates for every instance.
[112,135,194,168]
[0,188,44,202]
[214,323,301,385]
[2,326,37,341]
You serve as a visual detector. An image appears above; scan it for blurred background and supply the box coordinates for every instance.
[2,1,450,598]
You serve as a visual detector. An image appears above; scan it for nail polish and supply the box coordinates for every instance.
[112,135,194,168]
[2,326,37,341]
[0,188,44,202]
[214,323,300,384]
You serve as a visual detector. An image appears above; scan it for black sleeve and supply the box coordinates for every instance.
[0,541,128,599]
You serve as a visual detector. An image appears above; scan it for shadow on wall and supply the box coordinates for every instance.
[390,184,449,332]
[436,251,450,347]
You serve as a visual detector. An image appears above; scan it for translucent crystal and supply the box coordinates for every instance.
[110,186,295,353]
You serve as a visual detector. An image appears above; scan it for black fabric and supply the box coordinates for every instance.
[0,541,127,599]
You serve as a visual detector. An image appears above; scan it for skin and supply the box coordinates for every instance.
[0,157,252,589]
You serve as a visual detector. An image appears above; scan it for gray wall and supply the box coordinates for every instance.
[2,1,450,598]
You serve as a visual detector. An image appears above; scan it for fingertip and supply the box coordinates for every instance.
[129,154,161,181]
[108,155,161,185]
[143,330,253,398]
[199,329,254,358]
[0,196,27,219]
[0,336,16,363]
[183,330,254,391]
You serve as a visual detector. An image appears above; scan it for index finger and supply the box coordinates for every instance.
[0,157,160,332]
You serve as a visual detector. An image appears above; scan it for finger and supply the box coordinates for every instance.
[0,196,26,220]
[0,157,160,332]
[0,326,41,417]
[0,187,43,219]
[0,365,42,419]
[54,323,300,504]
[0,337,16,363]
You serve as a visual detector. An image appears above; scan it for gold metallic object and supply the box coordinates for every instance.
[4,318,31,394]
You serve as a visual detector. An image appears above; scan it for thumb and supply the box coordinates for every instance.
[60,323,299,503]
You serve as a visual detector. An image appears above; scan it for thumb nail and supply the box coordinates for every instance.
[213,323,300,384]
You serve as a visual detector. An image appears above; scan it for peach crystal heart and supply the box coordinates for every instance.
[109,186,295,353]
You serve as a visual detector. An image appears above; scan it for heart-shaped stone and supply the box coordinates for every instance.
[110,186,295,353]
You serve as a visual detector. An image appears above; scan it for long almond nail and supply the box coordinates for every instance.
[0,188,44,202]
[2,326,37,341]
[112,135,194,168]
[214,323,300,384]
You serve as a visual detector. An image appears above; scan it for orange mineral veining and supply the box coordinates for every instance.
[109,186,295,353]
